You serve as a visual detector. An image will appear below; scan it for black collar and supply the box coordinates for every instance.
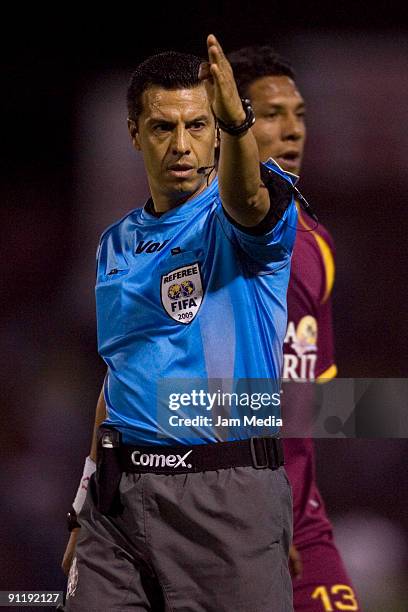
[145,198,163,218]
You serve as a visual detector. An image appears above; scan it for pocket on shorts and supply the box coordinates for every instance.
[278,467,293,544]
[281,467,293,499]
[260,467,292,546]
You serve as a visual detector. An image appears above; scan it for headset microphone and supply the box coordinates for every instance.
[197,164,217,186]
[197,165,216,174]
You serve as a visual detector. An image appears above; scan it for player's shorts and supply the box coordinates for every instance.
[65,461,293,611]
[292,533,361,611]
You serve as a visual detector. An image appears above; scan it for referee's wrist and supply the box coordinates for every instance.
[216,98,255,136]
[225,109,246,127]
[67,507,81,532]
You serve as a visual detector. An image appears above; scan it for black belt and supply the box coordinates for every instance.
[98,428,284,474]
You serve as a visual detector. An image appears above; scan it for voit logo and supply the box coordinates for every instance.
[161,263,203,324]
[283,315,317,380]
[131,449,193,469]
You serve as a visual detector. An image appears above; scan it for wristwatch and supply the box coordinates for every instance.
[67,507,81,532]
[216,98,256,136]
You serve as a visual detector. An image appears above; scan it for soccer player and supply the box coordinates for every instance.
[62,35,297,611]
[229,46,361,611]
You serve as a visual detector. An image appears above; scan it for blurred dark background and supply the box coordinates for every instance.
[1,3,407,611]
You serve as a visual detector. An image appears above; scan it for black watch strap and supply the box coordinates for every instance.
[216,98,255,136]
[67,507,81,532]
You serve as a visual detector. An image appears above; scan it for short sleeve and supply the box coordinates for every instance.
[216,162,298,273]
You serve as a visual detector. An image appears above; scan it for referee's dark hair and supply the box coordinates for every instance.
[228,45,295,98]
[127,52,203,122]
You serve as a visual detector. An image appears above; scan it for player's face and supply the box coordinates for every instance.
[248,76,306,175]
[129,85,217,208]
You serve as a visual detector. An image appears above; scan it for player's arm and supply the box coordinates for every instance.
[199,35,270,228]
[61,381,107,576]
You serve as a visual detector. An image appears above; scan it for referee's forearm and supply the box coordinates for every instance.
[218,129,269,227]
[89,383,107,461]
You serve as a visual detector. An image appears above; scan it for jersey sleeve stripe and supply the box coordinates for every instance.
[316,363,338,383]
[313,232,335,303]
[296,205,335,304]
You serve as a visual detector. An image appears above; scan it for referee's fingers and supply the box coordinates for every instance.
[198,62,211,81]
[207,34,226,61]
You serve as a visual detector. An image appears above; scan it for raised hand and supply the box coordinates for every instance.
[198,34,245,127]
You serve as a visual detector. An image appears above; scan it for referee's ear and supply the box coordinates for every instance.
[127,118,141,150]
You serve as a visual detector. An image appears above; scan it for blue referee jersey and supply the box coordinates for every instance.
[96,161,297,445]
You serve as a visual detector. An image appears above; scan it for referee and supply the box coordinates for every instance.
[63,35,297,611]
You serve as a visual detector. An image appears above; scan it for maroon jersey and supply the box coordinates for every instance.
[283,206,337,546]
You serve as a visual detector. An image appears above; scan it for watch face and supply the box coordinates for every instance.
[67,510,80,531]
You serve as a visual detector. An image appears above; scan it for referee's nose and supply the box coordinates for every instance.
[171,124,191,157]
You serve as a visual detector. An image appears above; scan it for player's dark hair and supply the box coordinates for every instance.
[228,45,295,98]
[127,51,203,122]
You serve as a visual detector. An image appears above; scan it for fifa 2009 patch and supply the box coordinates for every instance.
[161,262,203,324]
